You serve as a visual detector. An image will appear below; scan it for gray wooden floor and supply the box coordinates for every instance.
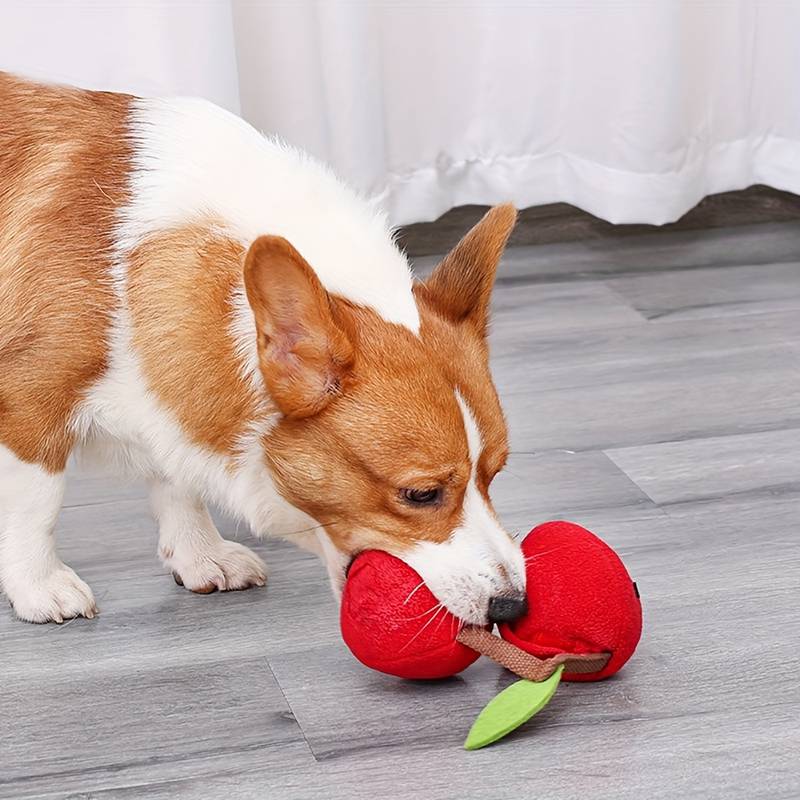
[2,221,800,800]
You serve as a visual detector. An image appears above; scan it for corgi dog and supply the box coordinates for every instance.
[0,72,526,627]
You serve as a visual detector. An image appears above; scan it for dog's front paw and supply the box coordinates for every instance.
[164,539,267,594]
[6,564,97,623]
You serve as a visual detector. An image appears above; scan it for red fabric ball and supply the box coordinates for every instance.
[499,521,642,681]
[340,550,480,679]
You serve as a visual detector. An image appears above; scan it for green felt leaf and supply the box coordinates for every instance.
[464,665,564,751]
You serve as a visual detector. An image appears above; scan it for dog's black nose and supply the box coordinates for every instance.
[487,593,528,624]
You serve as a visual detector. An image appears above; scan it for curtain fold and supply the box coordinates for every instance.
[3,0,799,226]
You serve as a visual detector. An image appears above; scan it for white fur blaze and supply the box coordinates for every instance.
[404,393,526,625]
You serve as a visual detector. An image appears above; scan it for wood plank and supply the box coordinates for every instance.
[492,451,661,531]
[489,279,645,335]
[0,499,339,680]
[62,467,147,509]
[607,428,800,508]
[52,703,799,800]
[0,658,312,800]
[608,261,800,321]
[489,310,800,451]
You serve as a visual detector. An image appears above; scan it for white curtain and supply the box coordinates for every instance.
[3,1,800,226]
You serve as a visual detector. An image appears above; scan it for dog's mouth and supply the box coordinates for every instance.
[413,575,527,627]
[337,550,524,627]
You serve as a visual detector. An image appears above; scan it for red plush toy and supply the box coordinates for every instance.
[340,521,642,748]
[500,520,642,681]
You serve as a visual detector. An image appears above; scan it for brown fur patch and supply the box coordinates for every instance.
[126,226,263,453]
[0,73,132,471]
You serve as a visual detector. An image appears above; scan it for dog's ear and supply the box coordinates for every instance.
[244,235,353,418]
[417,204,516,336]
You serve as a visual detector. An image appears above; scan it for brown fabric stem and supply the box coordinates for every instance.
[456,626,610,682]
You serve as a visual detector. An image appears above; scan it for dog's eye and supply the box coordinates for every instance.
[401,487,442,506]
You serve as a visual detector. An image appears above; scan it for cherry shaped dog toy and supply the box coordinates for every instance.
[340,520,642,748]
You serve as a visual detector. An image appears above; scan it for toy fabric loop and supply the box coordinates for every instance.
[456,626,610,682]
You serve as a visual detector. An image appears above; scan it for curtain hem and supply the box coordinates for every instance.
[375,135,800,228]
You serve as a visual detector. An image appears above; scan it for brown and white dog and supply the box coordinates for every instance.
[0,72,526,626]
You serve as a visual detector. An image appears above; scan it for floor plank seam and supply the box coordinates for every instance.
[603,422,800,454]
[655,481,800,511]
[599,281,650,323]
[0,739,302,795]
[602,452,662,508]
[604,425,800,461]
[642,299,800,321]
[62,498,146,511]
[264,659,321,764]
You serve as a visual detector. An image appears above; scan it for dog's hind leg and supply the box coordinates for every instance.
[0,445,97,623]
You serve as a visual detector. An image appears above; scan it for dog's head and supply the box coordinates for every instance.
[245,205,526,625]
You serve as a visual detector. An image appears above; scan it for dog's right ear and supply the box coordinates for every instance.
[416,204,516,338]
[243,236,353,419]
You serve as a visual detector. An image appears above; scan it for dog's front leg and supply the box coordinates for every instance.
[150,481,266,593]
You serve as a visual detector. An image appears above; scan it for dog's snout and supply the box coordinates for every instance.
[487,593,528,624]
